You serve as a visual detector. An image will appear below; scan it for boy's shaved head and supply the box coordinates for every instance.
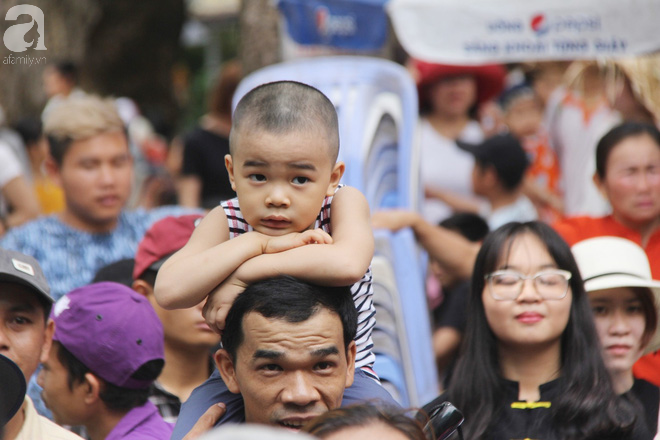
[230,81,339,161]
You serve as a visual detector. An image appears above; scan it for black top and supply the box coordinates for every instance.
[181,126,235,208]
[424,378,645,440]
[622,378,659,439]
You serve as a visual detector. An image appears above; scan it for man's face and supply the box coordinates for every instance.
[52,131,133,233]
[216,309,355,430]
[0,284,52,381]
[37,342,90,426]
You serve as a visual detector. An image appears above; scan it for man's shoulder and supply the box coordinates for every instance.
[120,206,203,232]
[1,216,63,247]
[124,206,203,222]
[17,396,84,440]
[33,415,85,440]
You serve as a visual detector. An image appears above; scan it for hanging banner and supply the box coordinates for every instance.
[278,0,389,51]
[387,0,660,64]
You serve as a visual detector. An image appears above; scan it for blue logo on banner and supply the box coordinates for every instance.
[278,0,388,51]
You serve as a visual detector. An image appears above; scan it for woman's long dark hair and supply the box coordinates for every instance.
[446,222,636,439]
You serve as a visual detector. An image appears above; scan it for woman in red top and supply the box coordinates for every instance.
[554,121,660,387]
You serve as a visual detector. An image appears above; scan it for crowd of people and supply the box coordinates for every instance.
[1,51,660,440]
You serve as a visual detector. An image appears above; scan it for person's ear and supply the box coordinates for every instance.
[592,172,609,200]
[83,373,102,405]
[132,279,153,299]
[326,161,345,196]
[214,348,241,394]
[40,319,55,363]
[344,341,356,388]
[44,155,62,186]
[225,154,236,191]
[483,165,499,187]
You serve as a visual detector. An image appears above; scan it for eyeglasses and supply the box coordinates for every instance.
[485,269,572,301]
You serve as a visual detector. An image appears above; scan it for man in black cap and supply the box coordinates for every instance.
[0,248,82,439]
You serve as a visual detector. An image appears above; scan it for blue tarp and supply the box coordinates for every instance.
[278,0,389,51]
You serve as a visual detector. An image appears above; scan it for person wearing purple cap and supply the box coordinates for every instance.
[37,282,172,440]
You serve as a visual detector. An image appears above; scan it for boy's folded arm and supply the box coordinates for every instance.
[154,207,268,309]
[234,186,374,286]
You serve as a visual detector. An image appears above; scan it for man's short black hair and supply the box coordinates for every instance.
[222,276,357,361]
[54,341,161,412]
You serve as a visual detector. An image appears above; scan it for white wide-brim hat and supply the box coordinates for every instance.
[572,236,660,354]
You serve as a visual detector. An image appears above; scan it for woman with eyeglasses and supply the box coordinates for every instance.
[572,236,660,438]
[423,221,640,439]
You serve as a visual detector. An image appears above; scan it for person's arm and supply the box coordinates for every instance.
[371,209,479,280]
[522,176,564,215]
[228,186,374,286]
[154,206,265,309]
[424,186,481,215]
[154,206,332,310]
[177,175,202,208]
[2,175,39,229]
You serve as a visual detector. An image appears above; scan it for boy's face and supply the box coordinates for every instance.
[503,96,543,138]
[226,129,344,236]
[471,163,491,196]
[38,343,91,426]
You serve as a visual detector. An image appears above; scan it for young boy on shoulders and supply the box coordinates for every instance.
[156,81,396,437]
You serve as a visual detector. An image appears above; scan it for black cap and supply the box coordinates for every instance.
[0,354,26,425]
[458,133,529,190]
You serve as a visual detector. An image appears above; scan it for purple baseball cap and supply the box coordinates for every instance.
[51,282,164,389]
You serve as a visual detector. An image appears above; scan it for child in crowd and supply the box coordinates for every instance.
[572,236,660,437]
[426,133,537,230]
[155,81,395,436]
[499,84,563,222]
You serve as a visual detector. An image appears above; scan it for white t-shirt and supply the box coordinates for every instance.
[0,140,24,218]
[15,396,83,439]
[545,87,619,217]
[418,118,485,224]
[483,195,539,231]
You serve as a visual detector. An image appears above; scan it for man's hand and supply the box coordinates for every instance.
[203,276,247,334]
[263,229,333,254]
[182,403,226,440]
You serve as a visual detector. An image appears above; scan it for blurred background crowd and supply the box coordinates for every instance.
[1,0,660,439]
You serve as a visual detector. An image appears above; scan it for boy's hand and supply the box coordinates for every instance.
[203,276,248,334]
[263,229,332,254]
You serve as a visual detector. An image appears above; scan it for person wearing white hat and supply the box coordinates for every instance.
[572,236,660,437]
